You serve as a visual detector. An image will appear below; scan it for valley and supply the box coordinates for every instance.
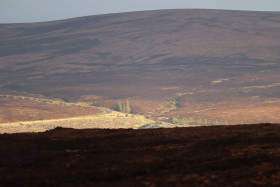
[1,8,280,186]
[0,94,157,133]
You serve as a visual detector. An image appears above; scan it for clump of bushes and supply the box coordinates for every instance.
[114,100,131,113]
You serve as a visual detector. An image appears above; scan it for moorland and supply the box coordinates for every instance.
[1,9,280,186]
[1,124,280,186]
[0,9,280,128]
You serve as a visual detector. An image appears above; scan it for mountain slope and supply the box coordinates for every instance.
[0,9,280,124]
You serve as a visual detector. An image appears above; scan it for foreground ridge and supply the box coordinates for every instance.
[1,123,280,186]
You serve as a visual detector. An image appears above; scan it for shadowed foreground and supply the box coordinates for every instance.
[1,124,280,186]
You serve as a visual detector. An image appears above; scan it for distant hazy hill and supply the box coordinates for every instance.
[0,9,280,124]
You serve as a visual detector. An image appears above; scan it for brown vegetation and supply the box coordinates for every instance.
[0,96,101,123]
[1,124,280,186]
[0,9,280,124]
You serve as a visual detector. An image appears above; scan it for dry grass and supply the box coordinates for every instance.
[0,95,102,123]
[0,109,153,134]
[1,10,280,125]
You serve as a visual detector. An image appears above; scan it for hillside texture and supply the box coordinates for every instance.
[0,9,280,124]
[1,124,280,186]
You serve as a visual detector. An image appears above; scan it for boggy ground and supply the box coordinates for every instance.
[1,124,280,186]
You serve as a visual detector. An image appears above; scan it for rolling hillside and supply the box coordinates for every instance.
[0,9,280,124]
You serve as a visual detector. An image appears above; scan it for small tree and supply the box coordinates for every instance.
[125,100,131,113]
[114,100,123,111]
[114,100,131,113]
